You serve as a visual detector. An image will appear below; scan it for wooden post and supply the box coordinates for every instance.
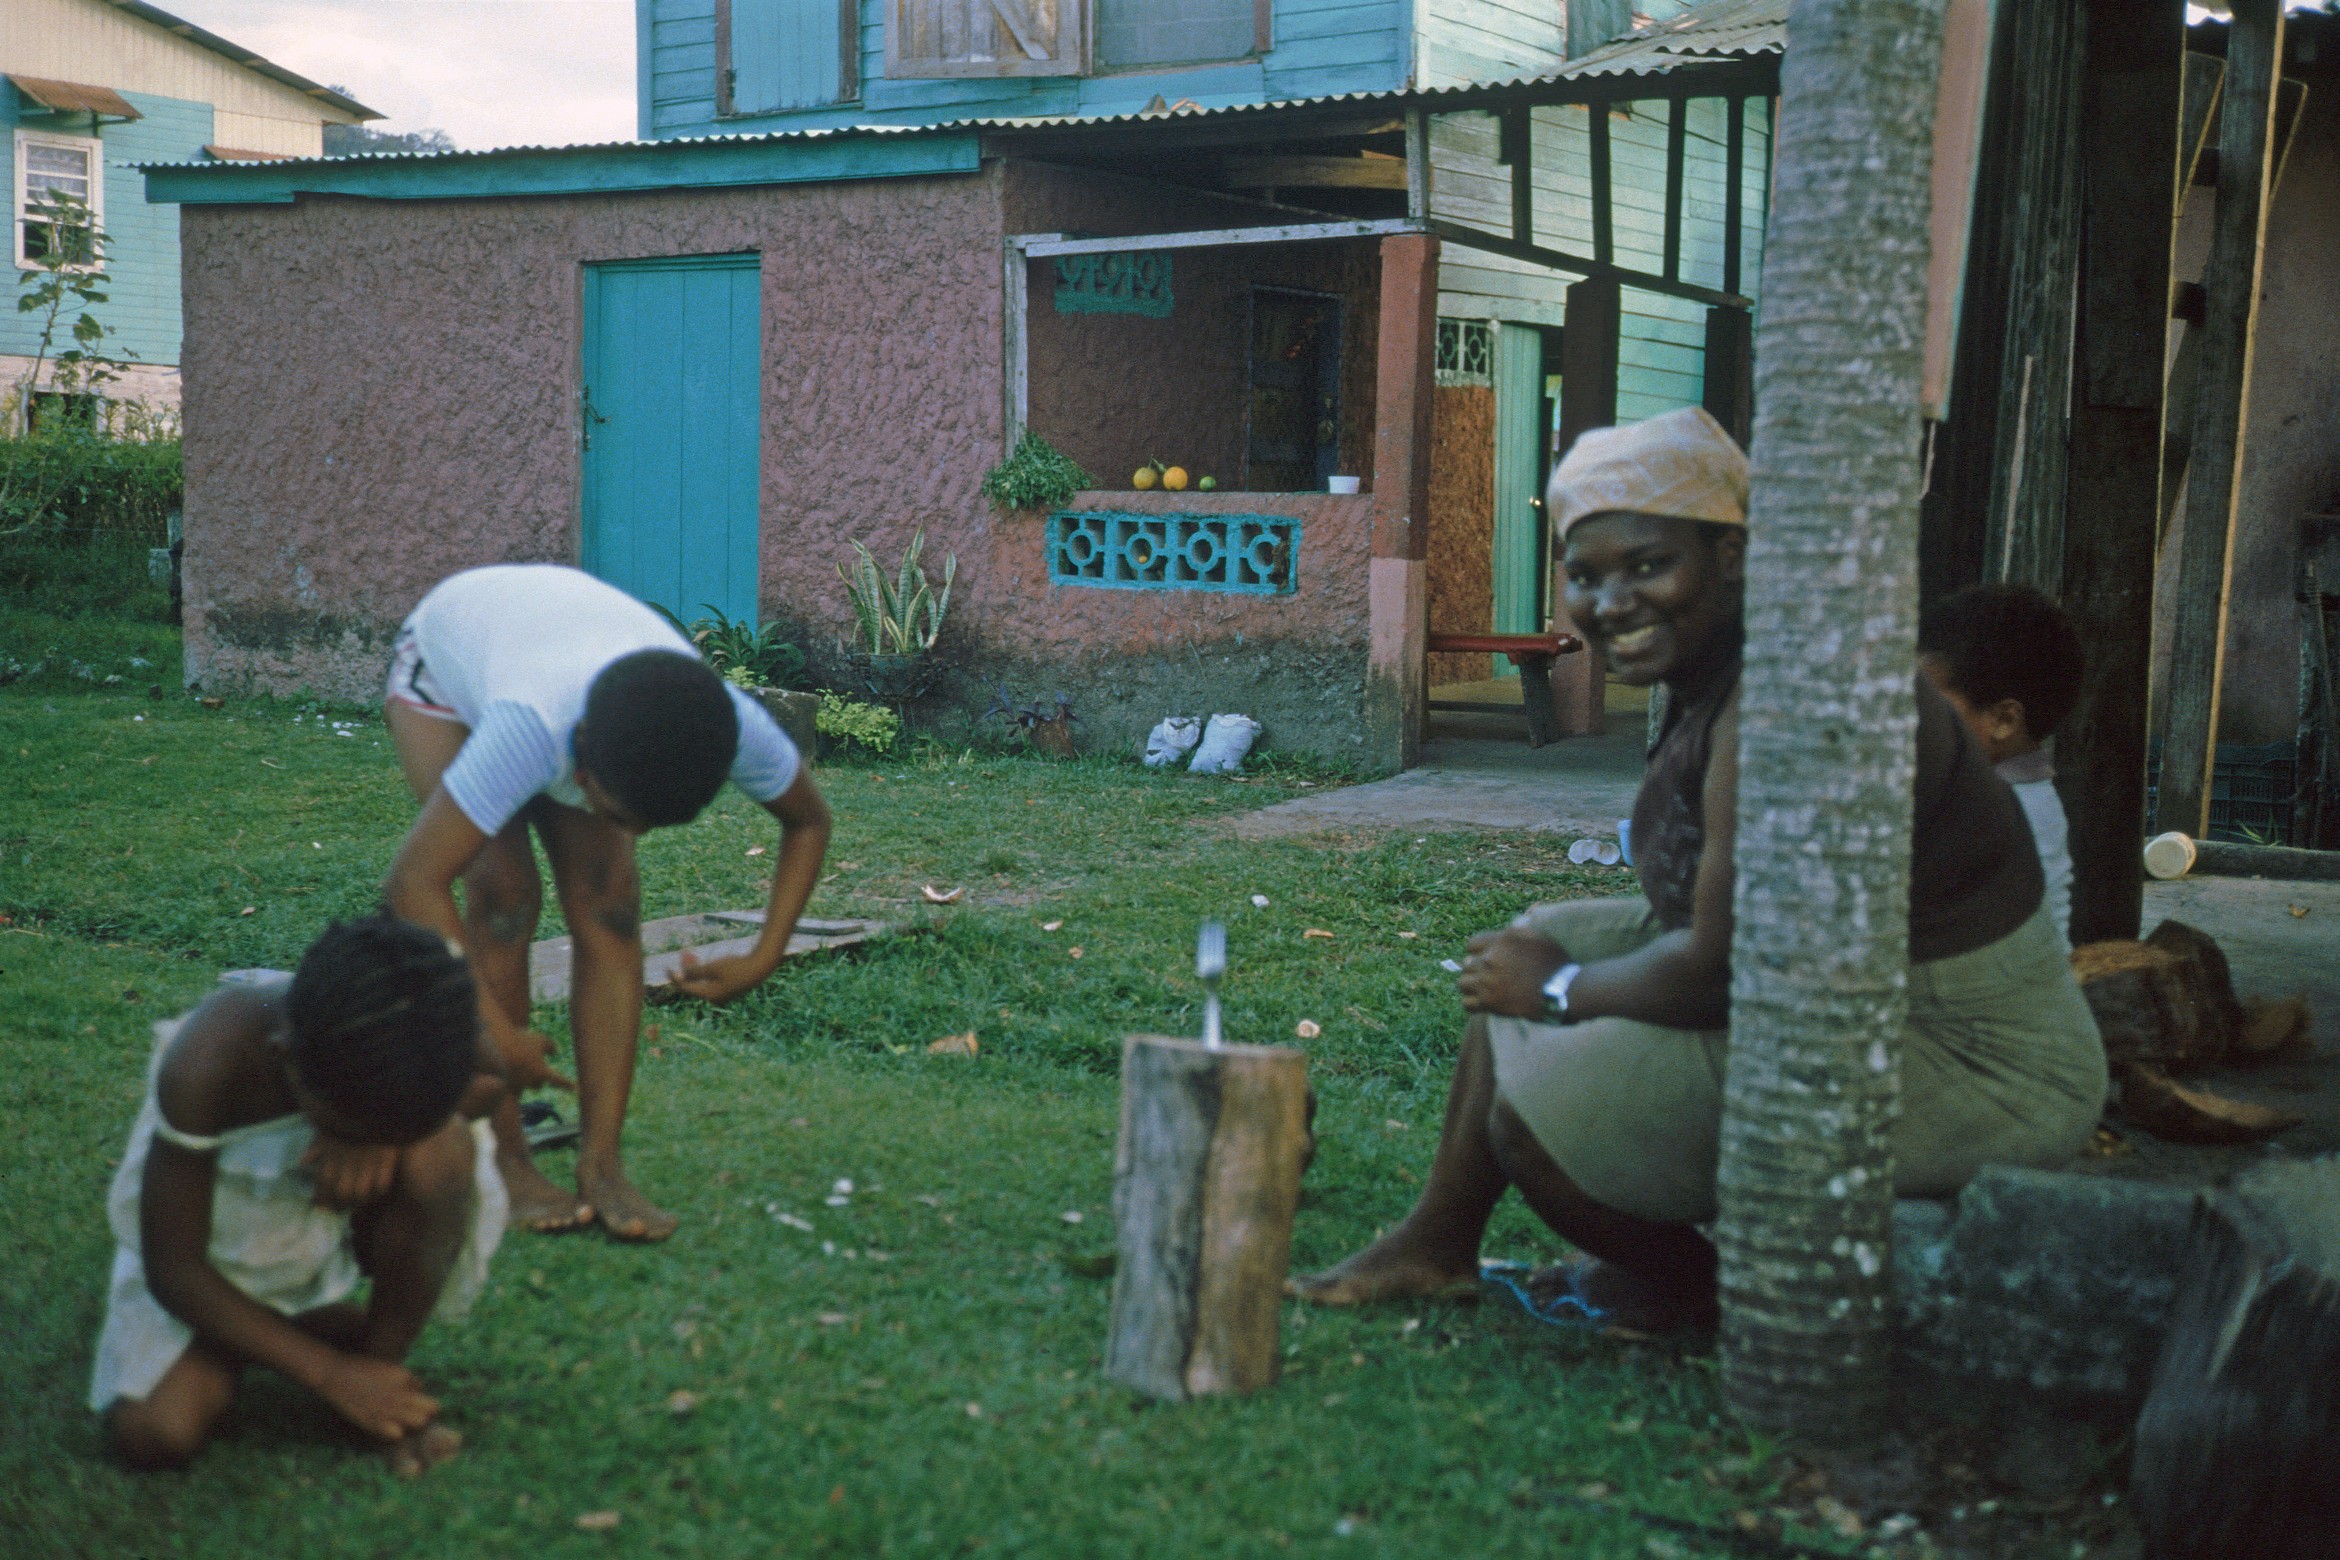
[2056,0,2183,947]
[1369,232,1438,769]
[2155,0,2286,838]
[1104,1036,1310,1402]
[1702,304,1755,449]
[1558,276,1620,456]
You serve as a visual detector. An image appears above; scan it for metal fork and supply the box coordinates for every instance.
[1197,920,1227,1049]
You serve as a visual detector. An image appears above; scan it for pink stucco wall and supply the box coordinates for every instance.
[178,157,1388,759]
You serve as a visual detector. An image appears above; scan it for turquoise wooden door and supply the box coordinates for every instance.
[580,254,762,626]
[1489,322,1546,677]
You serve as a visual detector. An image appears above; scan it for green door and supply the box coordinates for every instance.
[1490,322,1546,676]
[580,254,762,625]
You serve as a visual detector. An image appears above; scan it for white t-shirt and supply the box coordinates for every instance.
[404,564,799,834]
[1996,748,2071,950]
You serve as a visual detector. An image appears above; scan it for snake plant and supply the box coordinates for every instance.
[839,529,957,656]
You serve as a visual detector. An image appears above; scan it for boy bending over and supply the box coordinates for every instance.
[93,917,506,1474]
[382,565,832,1241]
[1920,582,2086,947]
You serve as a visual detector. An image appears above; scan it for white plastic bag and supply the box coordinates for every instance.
[1143,716,1203,769]
[1188,713,1262,775]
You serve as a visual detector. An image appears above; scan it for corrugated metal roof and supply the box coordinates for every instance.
[140,0,1782,179]
[1562,0,1787,78]
[97,0,380,121]
[10,75,143,120]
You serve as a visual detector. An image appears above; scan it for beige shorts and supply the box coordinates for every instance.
[1487,896,2107,1224]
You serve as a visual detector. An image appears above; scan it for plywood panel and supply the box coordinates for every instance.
[1426,383,1495,684]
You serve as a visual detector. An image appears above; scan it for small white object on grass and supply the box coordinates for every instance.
[1440,958,1464,973]
[1189,714,1261,774]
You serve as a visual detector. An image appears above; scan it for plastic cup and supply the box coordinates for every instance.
[1327,475,1362,495]
[2142,831,2197,880]
[1617,819,1633,866]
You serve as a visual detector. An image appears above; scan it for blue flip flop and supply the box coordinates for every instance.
[1479,1259,1610,1328]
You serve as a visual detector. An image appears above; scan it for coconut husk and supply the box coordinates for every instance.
[2073,940,2225,1072]
[2236,996,2315,1060]
[2119,1064,2305,1146]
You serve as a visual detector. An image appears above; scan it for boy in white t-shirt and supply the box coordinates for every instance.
[379,565,832,1241]
[1919,583,2085,950]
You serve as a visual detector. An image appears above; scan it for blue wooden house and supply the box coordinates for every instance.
[3,0,373,428]
[148,0,1780,768]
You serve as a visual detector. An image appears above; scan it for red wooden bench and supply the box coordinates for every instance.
[1425,630,1587,748]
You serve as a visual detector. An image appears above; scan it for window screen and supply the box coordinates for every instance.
[1094,0,1254,68]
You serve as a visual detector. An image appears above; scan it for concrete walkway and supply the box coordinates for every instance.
[1232,728,1646,840]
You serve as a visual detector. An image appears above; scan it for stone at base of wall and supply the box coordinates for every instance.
[1893,1165,2196,1412]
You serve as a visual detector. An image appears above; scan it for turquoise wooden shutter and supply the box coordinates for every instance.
[720,0,855,114]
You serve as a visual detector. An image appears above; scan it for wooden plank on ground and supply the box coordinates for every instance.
[529,911,888,1004]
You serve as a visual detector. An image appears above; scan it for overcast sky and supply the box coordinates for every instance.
[163,0,636,150]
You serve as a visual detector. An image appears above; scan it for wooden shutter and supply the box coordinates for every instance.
[717,0,857,115]
[887,0,1083,78]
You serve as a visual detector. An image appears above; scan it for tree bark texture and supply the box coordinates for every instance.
[1716,0,1948,1443]
[2132,1159,2340,1559]
[1104,1036,1310,1402]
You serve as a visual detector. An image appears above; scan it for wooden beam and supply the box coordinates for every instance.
[1703,304,1754,448]
[1425,218,1752,308]
[1219,154,1406,190]
[1502,107,1533,244]
[2156,0,2286,838]
[1558,276,1620,457]
[1405,107,1429,222]
[1002,239,1033,452]
[2059,0,2183,946]
[1724,95,1747,296]
[1663,97,1688,281]
[1590,103,1614,265]
[1013,219,1417,258]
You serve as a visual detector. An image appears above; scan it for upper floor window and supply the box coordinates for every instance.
[15,131,103,270]
[719,0,858,114]
[886,0,1262,79]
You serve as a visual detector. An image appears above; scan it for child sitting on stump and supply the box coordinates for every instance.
[1920,583,2086,948]
[92,917,507,1474]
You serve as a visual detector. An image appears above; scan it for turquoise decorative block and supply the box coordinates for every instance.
[1048,511,1297,595]
[1054,252,1173,319]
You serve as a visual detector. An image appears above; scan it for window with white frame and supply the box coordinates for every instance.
[16,131,103,269]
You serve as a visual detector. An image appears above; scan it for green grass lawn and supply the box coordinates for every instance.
[0,614,2042,1559]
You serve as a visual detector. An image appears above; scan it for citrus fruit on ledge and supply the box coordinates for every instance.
[1162,466,1190,492]
[1132,466,1158,490]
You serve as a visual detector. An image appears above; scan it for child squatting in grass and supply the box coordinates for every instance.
[381,564,833,1241]
[93,917,506,1475]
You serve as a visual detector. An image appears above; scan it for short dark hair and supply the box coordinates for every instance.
[1919,583,2085,740]
[288,916,478,1144]
[574,649,739,828]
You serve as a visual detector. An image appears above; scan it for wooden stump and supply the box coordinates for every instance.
[2133,1159,2340,1559]
[1105,1035,1310,1402]
[2072,919,2242,1072]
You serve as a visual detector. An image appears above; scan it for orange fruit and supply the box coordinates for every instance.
[1132,466,1158,491]
[1162,466,1190,492]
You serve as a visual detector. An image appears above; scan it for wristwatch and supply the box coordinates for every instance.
[1541,962,1583,1024]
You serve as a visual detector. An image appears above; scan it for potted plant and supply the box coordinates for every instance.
[987,688,1081,759]
[980,432,1092,513]
[839,529,956,705]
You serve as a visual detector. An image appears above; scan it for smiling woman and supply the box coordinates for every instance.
[1292,407,2108,1336]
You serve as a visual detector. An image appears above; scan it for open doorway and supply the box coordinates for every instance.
[1244,287,1344,492]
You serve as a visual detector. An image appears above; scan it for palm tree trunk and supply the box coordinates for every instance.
[1716,0,1949,1441]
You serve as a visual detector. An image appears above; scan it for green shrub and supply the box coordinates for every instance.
[979,433,1092,512]
[656,604,809,691]
[0,428,181,542]
[816,692,901,756]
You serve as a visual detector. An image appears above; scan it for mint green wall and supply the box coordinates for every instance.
[1,86,211,368]
[645,0,1410,138]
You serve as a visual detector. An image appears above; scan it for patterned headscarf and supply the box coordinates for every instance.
[1550,406,1749,543]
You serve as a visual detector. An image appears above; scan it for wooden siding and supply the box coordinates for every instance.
[3,0,354,156]
[1413,0,1563,91]
[1433,96,1770,420]
[2,88,208,367]
[647,0,1408,136]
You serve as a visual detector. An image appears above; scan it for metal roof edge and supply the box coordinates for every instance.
[100,0,381,121]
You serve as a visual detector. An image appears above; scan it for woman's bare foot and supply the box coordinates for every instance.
[1528,1258,1718,1335]
[1288,1223,1479,1306]
[498,1147,593,1233]
[381,1421,463,1478]
[580,1166,677,1243]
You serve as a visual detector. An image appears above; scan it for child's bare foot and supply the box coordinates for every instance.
[498,1148,593,1233]
[580,1166,676,1242]
[1288,1225,1479,1307]
[381,1421,463,1478]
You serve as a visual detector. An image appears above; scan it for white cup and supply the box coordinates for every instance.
[2142,831,2197,880]
[1326,475,1362,495]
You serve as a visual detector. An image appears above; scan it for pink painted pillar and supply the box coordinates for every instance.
[1368,232,1437,770]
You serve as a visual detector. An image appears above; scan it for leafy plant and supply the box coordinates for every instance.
[839,530,957,657]
[816,692,901,755]
[984,687,1079,735]
[656,604,807,690]
[979,433,1093,512]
